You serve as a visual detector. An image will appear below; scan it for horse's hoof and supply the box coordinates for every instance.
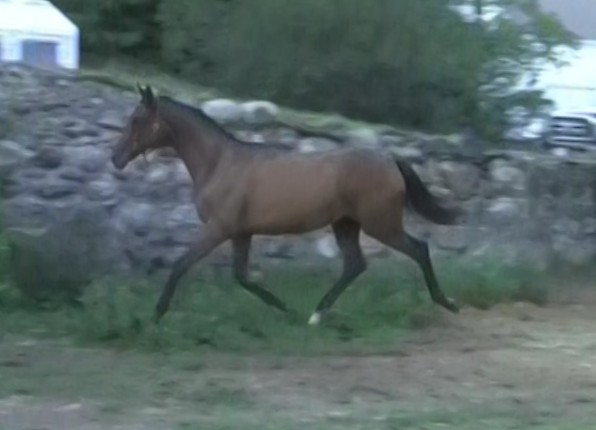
[444,298,460,314]
[307,312,322,326]
[153,307,166,324]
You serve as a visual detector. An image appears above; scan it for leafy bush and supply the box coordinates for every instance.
[7,229,89,306]
[438,257,548,310]
[5,214,110,307]
[70,263,423,352]
[0,256,549,353]
[56,0,574,138]
[158,0,237,77]
[158,0,574,138]
[158,0,482,132]
[53,0,161,60]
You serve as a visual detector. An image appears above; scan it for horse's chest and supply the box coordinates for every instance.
[194,186,244,224]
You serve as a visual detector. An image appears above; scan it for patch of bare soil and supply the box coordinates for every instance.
[246,301,596,421]
[2,292,596,429]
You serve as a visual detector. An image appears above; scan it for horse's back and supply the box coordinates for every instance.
[233,147,404,233]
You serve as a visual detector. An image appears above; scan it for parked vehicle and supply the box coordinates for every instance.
[504,116,548,145]
[543,107,596,151]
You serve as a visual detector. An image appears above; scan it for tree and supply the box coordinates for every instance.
[453,0,577,138]
[58,0,577,140]
[53,0,161,59]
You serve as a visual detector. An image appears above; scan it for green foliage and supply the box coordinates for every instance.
[5,218,108,306]
[8,239,89,306]
[0,258,548,353]
[158,0,483,132]
[463,0,577,139]
[438,257,548,309]
[57,0,575,139]
[65,263,421,353]
[156,0,574,139]
[158,0,239,77]
[53,0,161,59]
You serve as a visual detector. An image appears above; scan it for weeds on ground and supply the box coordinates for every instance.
[0,256,550,354]
[436,256,549,309]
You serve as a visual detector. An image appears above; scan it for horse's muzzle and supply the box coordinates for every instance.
[111,148,130,170]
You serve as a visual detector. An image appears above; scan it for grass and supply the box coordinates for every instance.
[0,332,591,430]
[0,256,549,355]
[0,254,585,430]
[436,256,549,309]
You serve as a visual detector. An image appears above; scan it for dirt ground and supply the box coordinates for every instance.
[1,287,596,430]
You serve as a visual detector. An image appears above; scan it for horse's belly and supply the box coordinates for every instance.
[247,186,341,234]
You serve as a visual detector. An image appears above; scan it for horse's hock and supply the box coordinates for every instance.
[0,64,595,288]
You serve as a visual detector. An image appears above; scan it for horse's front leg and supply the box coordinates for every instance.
[154,225,226,323]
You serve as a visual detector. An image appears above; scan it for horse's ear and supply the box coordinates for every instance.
[139,84,156,110]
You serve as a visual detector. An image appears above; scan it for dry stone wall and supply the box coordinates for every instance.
[1,63,595,280]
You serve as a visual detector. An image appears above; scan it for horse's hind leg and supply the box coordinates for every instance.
[374,230,459,313]
[308,218,367,325]
[232,235,289,313]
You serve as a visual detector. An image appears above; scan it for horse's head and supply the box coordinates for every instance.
[111,84,170,170]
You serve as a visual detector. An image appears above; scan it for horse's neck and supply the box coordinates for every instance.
[168,117,229,188]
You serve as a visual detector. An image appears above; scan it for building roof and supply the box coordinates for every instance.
[539,0,596,41]
[0,0,78,37]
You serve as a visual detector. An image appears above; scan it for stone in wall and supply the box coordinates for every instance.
[0,140,34,177]
[0,63,595,285]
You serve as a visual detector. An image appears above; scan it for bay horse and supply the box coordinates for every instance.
[111,85,460,325]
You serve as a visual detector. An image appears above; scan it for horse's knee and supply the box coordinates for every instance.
[405,234,430,262]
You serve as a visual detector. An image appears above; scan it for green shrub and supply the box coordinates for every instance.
[158,0,237,77]
[5,216,109,307]
[159,0,484,133]
[0,257,549,353]
[71,263,422,353]
[8,231,88,306]
[438,257,548,310]
[53,0,161,60]
[54,0,574,138]
[157,0,574,138]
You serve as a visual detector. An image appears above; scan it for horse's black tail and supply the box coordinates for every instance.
[394,157,459,225]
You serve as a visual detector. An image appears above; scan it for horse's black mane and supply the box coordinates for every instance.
[159,95,291,151]
[159,95,239,141]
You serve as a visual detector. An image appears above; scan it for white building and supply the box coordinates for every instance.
[530,0,596,111]
[0,0,79,70]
